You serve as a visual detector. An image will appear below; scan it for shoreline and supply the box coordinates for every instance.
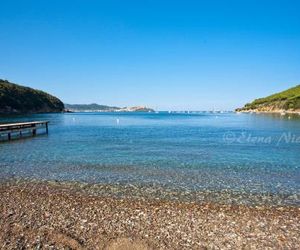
[2,178,299,207]
[236,110,300,115]
[1,181,299,249]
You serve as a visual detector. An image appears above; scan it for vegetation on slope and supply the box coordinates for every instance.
[236,85,300,112]
[0,79,64,114]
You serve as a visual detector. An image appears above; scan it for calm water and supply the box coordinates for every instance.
[0,112,299,205]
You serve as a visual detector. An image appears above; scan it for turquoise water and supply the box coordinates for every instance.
[0,112,299,205]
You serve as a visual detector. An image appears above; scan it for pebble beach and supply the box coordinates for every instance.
[0,181,299,249]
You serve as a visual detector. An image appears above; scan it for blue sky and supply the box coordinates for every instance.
[1,0,300,110]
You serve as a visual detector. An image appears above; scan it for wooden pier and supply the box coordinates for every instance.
[0,121,49,141]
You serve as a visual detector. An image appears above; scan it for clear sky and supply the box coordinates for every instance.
[1,0,300,110]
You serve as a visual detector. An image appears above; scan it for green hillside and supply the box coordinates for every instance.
[237,85,300,112]
[0,79,64,114]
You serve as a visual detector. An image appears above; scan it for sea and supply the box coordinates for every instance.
[0,112,299,206]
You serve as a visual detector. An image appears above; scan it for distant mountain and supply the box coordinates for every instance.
[0,79,64,114]
[64,103,120,112]
[236,85,300,113]
[65,103,155,112]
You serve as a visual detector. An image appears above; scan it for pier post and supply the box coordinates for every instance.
[46,123,48,134]
[8,133,11,140]
[32,126,37,136]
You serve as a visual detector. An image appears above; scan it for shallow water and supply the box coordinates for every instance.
[0,112,299,205]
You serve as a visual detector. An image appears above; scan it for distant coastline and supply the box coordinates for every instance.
[64,103,155,113]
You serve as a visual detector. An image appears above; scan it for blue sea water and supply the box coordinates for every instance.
[0,112,299,205]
